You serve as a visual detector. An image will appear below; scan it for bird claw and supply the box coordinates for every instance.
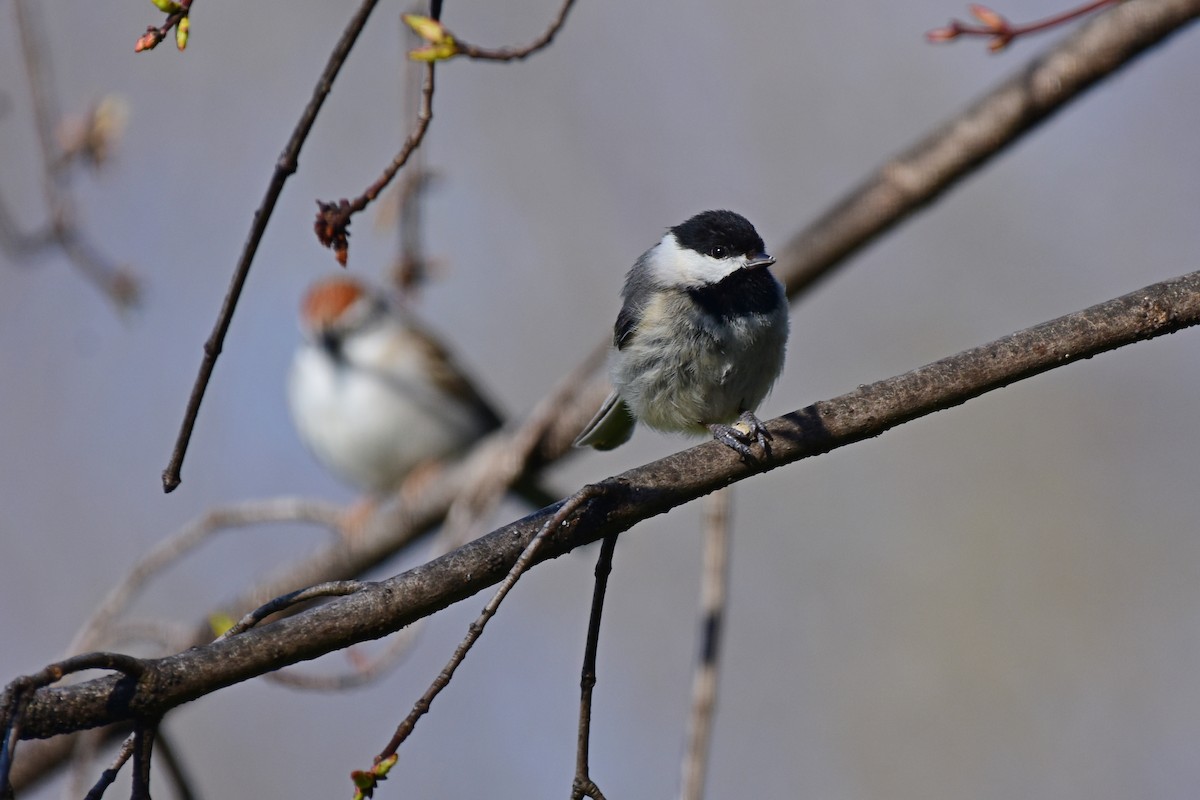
[708,411,772,462]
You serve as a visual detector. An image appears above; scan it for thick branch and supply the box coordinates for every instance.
[11,269,1200,740]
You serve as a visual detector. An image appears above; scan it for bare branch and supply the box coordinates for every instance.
[9,268,1200,743]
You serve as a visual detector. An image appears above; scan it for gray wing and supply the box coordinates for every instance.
[573,390,636,450]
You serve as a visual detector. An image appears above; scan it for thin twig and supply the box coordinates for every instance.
[219,581,370,640]
[455,0,577,61]
[570,534,618,800]
[133,0,193,53]
[313,64,435,266]
[679,489,732,800]
[927,0,1120,50]
[161,0,384,493]
[82,734,135,800]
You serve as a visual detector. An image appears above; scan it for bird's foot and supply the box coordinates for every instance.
[708,411,772,462]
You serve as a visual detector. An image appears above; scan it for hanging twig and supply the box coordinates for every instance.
[570,534,619,800]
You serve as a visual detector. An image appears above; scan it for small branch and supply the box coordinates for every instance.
[456,0,577,61]
[82,734,136,800]
[679,489,732,800]
[314,64,435,266]
[161,0,383,492]
[218,581,370,640]
[570,534,618,800]
[133,0,194,53]
[927,1,1120,51]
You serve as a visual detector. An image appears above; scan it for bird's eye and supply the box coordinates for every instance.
[709,245,727,258]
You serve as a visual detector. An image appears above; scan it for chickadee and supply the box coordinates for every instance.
[574,210,789,459]
[289,275,511,494]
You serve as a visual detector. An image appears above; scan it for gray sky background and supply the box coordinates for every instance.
[3,1,1200,798]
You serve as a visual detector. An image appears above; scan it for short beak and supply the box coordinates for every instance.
[744,253,776,269]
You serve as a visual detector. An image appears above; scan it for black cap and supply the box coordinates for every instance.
[669,210,766,260]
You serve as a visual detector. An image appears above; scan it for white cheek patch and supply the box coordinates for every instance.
[649,234,743,287]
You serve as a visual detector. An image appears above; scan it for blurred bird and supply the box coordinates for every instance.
[289,275,553,505]
[575,210,789,459]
